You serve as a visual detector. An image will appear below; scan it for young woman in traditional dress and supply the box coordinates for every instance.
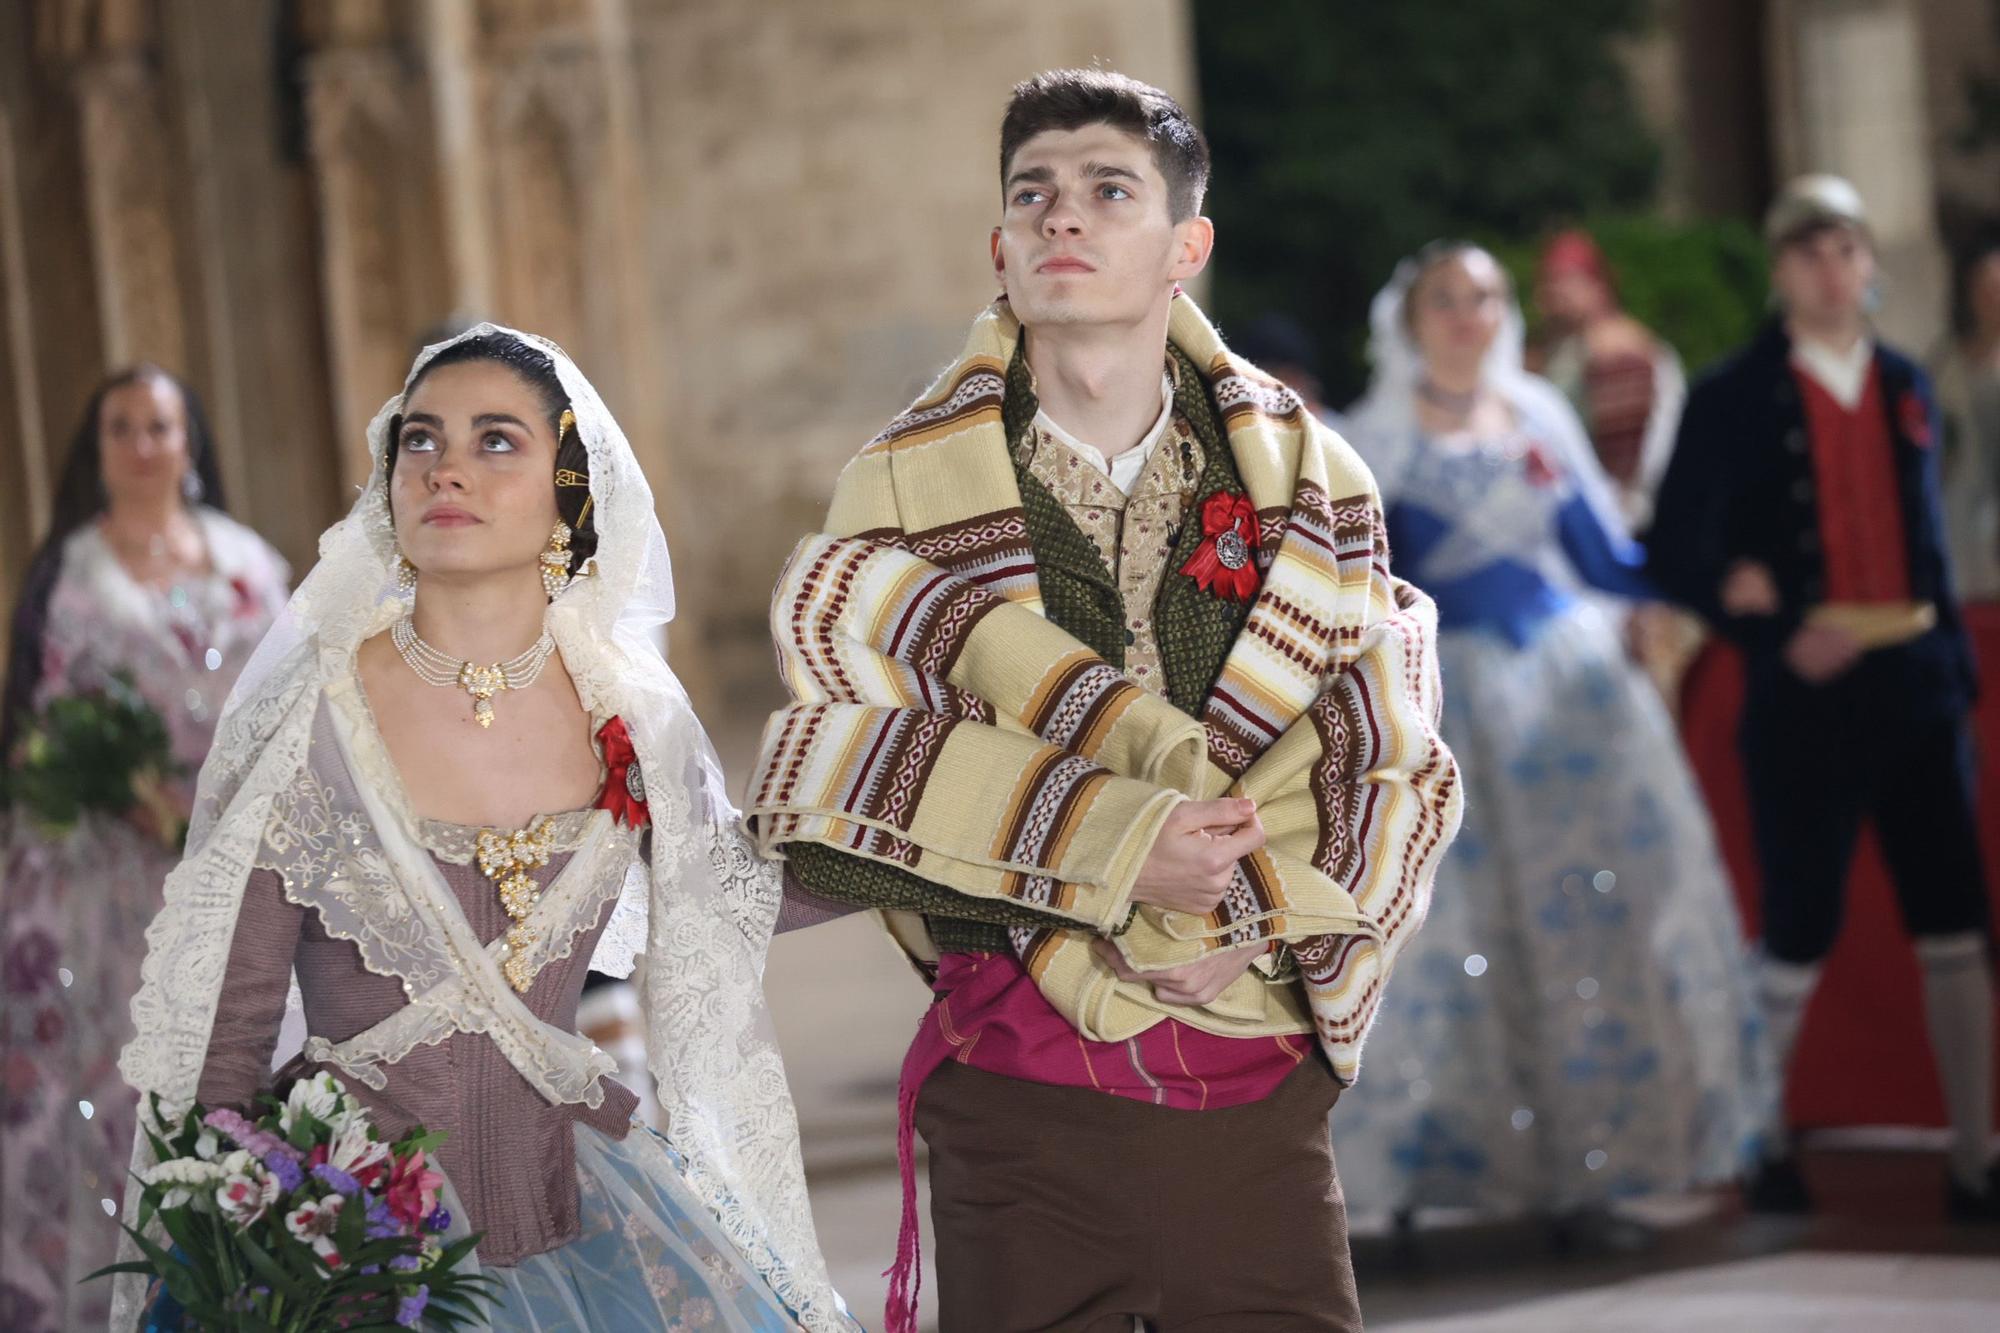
[113,327,855,1330]
[1332,245,1766,1234]
[0,368,289,1333]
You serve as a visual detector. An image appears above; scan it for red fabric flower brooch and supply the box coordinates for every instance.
[596,716,650,829]
[1897,391,1933,449]
[1180,491,1262,602]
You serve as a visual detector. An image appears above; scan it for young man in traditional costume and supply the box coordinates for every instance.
[1650,174,1997,1221]
[748,70,1462,1330]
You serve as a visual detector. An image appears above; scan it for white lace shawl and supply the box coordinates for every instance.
[113,325,851,1330]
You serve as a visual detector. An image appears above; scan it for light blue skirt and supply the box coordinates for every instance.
[1330,605,1769,1221]
[439,1122,817,1331]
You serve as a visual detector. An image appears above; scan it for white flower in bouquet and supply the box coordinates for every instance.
[279,1071,344,1131]
[327,1113,391,1180]
[283,1193,346,1269]
[141,1156,228,1213]
[214,1164,280,1228]
[142,1157,229,1188]
[193,1130,219,1160]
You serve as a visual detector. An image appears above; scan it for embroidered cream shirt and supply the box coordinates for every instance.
[1015,363,1202,691]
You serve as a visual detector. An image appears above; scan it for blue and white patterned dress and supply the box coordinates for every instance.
[1331,390,1767,1221]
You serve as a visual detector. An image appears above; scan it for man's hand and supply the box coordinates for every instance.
[1784,623,1863,684]
[1719,560,1780,616]
[1129,798,1264,916]
[1092,937,1264,1008]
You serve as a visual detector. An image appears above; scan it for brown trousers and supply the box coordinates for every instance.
[914,1056,1362,1332]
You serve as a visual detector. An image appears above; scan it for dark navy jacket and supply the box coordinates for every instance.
[1647,320,1977,720]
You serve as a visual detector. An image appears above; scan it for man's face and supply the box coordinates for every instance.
[991,124,1211,331]
[1536,268,1609,332]
[1772,225,1875,327]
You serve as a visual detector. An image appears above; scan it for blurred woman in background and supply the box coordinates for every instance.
[1331,243,1764,1235]
[0,366,289,1333]
[1933,230,2000,605]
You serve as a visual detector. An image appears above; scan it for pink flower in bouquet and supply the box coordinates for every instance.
[203,1106,299,1165]
[384,1149,444,1232]
[284,1194,345,1269]
[215,1166,279,1228]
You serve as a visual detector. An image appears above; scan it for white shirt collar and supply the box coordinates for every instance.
[1791,333,1875,412]
[1034,373,1176,497]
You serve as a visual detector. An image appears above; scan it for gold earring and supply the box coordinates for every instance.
[541,521,574,600]
[395,554,418,593]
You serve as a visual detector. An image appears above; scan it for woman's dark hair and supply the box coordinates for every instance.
[384,333,598,573]
[2,366,226,791]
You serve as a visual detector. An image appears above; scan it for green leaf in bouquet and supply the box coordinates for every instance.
[233,1226,316,1308]
[125,1221,219,1313]
[389,1125,449,1157]
[80,1259,158,1281]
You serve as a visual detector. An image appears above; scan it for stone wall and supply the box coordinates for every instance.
[0,0,1193,745]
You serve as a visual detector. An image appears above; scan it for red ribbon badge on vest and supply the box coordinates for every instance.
[596,716,649,829]
[1180,490,1262,602]
[1898,391,1932,449]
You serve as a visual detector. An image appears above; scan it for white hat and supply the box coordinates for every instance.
[1765,174,1870,247]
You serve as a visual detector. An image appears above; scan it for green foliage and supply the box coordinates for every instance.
[1194,0,1665,400]
[1488,213,1770,377]
[6,675,177,837]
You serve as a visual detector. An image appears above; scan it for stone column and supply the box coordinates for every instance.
[68,0,193,372]
[471,0,707,697]
[298,1,452,489]
[1767,0,1948,349]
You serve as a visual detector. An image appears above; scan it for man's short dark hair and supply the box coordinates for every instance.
[999,69,1210,223]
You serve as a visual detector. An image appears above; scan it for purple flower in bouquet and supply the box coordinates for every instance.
[263,1150,305,1192]
[311,1162,362,1197]
[389,1254,423,1272]
[395,1285,429,1328]
[425,1205,451,1233]
[204,1106,299,1164]
[364,1197,404,1241]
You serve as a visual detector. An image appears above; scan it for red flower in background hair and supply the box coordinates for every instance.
[1180,491,1262,602]
[596,716,650,829]
[1898,391,1932,448]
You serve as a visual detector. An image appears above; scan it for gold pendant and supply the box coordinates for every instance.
[501,923,539,993]
[478,820,556,992]
[459,662,505,728]
[497,870,540,918]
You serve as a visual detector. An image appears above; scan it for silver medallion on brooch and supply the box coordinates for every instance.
[1214,529,1252,571]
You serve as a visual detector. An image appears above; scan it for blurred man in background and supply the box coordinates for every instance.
[1649,175,1995,1222]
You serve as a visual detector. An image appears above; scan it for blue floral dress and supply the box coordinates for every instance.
[1331,403,1767,1221]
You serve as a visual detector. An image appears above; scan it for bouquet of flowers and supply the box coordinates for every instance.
[7,673,185,847]
[92,1072,497,1330]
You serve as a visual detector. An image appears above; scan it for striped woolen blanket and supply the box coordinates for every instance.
[746,294,1462,1083]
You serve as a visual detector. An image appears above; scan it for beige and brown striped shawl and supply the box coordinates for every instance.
[747,294,1463,1083]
